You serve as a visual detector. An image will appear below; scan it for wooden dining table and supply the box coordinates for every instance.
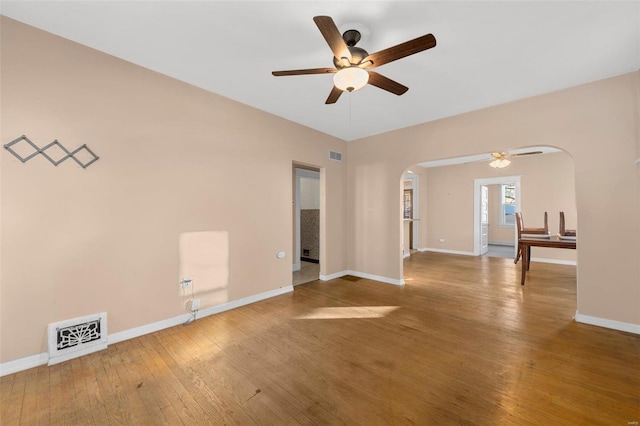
[517,236,576,285]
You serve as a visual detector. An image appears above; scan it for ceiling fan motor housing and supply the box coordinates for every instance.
[333,46,369,68]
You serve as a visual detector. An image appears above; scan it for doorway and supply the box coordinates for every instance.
[293,167,320,285]
[473,176,521,257]
[402,172,420,256]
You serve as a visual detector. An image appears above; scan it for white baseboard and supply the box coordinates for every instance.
[197,286,293,318]
[292,262,301,272]
[575,312,640,334]
[403,252,411,258]
[319,270,349,281]
[48,343,108,366]
[109,314,192,345]
[0,352,49,377]
[531,257,577,266]
[419,248,475,256]
[346,270,404,286]
[320,270,404,286]
[0,285,294,377]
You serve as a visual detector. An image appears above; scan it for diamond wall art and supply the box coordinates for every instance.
[4,135,99,169]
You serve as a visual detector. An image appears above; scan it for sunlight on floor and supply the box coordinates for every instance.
[293,306,400,320]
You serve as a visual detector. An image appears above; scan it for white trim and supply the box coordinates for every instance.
[403,252,411,258]
[420,248,475,256]
[530,257,577,266]
[111,285,294,345]
[319,270,348,281]
[109,314,191,345]
[417,147,561,169]
[575,312,640,334]
[294,167,320,276]
[197,286,293,318]
[320,270,404,286]
[48,343,108,366]
[473,176,521,256]
[1,286,294,377]
[346,270,405,286]
[403,173,420,249]
[419,248,571,265]
[0,352,49,377]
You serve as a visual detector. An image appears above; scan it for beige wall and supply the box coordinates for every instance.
[348,71,640,326]
[0,18,347,362]
[421,151,576,262]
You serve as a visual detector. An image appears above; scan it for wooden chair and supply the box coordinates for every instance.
[514,212,548,264]
[521,211,548,235]
[559,212,576,237]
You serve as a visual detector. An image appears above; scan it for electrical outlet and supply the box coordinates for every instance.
[191,298,200,311]
[180,277,192,289]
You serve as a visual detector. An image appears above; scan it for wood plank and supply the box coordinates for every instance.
[80,351,110,424]
[141,332,226,424]
[46,363,63,425]
[34,365,51,424]
[1,370,25,424]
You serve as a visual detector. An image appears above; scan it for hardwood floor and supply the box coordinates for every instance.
[2,252,639,424]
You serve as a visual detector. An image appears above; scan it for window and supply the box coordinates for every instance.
[500,183,516,225]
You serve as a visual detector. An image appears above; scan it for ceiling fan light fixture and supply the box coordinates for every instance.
[490,158,511,168]
[333,67,369,92]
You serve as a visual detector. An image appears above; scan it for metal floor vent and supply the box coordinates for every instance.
[329,150,343,162]
[48,312,108,366]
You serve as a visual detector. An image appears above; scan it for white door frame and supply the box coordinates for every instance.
[294,168,320,272]
[473,175,521,256]
[403,173,420,249]
[480,184,489,255]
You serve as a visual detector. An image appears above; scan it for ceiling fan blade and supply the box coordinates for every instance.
[363,33,436,68]
[367,71,409,95]
[272,68,338,76]
[325,86,343,104]
[313,16,352,62]
[511,151,543,157]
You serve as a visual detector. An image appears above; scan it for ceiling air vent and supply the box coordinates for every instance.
[329,150,343,162]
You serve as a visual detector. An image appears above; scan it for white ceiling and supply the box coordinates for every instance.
[2,1,639,141]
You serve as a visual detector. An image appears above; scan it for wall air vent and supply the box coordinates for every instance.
[48,312,108,366]
[329,150,343,162]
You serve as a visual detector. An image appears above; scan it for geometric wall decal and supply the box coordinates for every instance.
[4,135,99,168]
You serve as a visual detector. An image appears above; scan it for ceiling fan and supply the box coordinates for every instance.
[489,151,543,168]
[272,16,436,104]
